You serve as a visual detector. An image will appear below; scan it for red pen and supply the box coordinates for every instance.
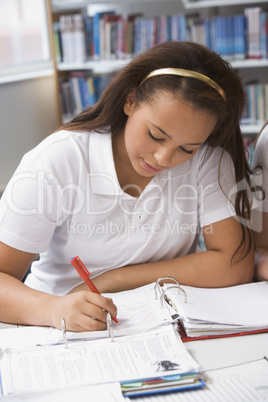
[70,256,118,323]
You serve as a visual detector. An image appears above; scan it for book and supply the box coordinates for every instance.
[234,14,247,60]
[260,11,268,59]
[72,14,87,63]
[160,281,268,340]
[245,7,262,59]
[92,11,115,60]
[59,15,75,63]
[128,358,268,402]
[0,324,204,397]
[242,81,268,126]
[52,21,63,63]
[102,14,122,59]
[59,78,75,120]
[83,15,94,60]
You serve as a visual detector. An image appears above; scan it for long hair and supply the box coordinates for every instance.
[60,41,253,262]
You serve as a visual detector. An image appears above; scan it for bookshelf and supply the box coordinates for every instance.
[49,0,268,137]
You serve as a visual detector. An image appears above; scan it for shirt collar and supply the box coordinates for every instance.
[89,132,123,195]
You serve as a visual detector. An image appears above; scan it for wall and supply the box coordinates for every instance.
[0,75,59,193]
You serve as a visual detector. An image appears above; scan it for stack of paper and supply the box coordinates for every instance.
[162,281,268,338]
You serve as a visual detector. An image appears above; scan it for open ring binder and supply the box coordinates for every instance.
[154,276,179,298]
[61,314,114,346]
[107,313,114,342]
[61,318,68,348]
[160,285,187,308]
[154,276,187,308]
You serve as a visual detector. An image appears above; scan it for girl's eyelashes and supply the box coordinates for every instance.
[149,130,195,154]
[148,131,164,142]
[179,147,194,155]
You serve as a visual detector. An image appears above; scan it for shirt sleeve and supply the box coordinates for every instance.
[0,133,80,253]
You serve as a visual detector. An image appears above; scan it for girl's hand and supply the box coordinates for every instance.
[51,291,117,332]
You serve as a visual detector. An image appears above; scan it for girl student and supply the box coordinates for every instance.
[0,41,255,332]
[252,122,268,281]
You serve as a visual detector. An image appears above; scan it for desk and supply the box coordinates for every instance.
[1,322,268,401]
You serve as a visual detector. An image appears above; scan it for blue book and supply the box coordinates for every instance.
[86,76,96,106]
[214,16,224,56]
[146,18,152,50]
[134,17,142,55]
[225,16,234,59]
[178,15,187,42]
[156,17,161,44]
[234,15,246,59]
[78,77,89,109]
[93,11,114,59]
[83,15,93,60]
[210,17,216,52]
[203,17,211,49]
[222,16,229,58]
[260,11,268,59]
[166,15,171,42]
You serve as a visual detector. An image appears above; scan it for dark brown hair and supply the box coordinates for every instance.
[60,41,253,262]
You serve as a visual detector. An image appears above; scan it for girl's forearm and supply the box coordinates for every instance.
[0,273,57,326]
[93,249,254,293]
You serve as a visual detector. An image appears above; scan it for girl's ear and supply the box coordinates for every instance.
[123,90,136,116]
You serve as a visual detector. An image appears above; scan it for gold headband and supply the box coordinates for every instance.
[140,68,226,101]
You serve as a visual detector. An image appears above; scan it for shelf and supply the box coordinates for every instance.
[241,124,264,135]
[182,0,268,9]
[52,1,91,11]
[57,57,268,74]
[52,0,172,12]
[230,59,268,69]
[57,58,130,73]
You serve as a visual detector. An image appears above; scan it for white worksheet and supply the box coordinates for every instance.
[0,283,174,350]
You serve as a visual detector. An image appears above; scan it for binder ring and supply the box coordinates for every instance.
[154,276,179,298]
[61,318,68,348]
[107,313,114,342]
[160,285,187,308]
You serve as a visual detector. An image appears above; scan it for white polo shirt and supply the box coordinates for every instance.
[252,125,268,213]
[0,130,236,295]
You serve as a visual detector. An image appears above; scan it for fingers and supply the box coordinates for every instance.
[57,292,117,332]
[86,293,117,319]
